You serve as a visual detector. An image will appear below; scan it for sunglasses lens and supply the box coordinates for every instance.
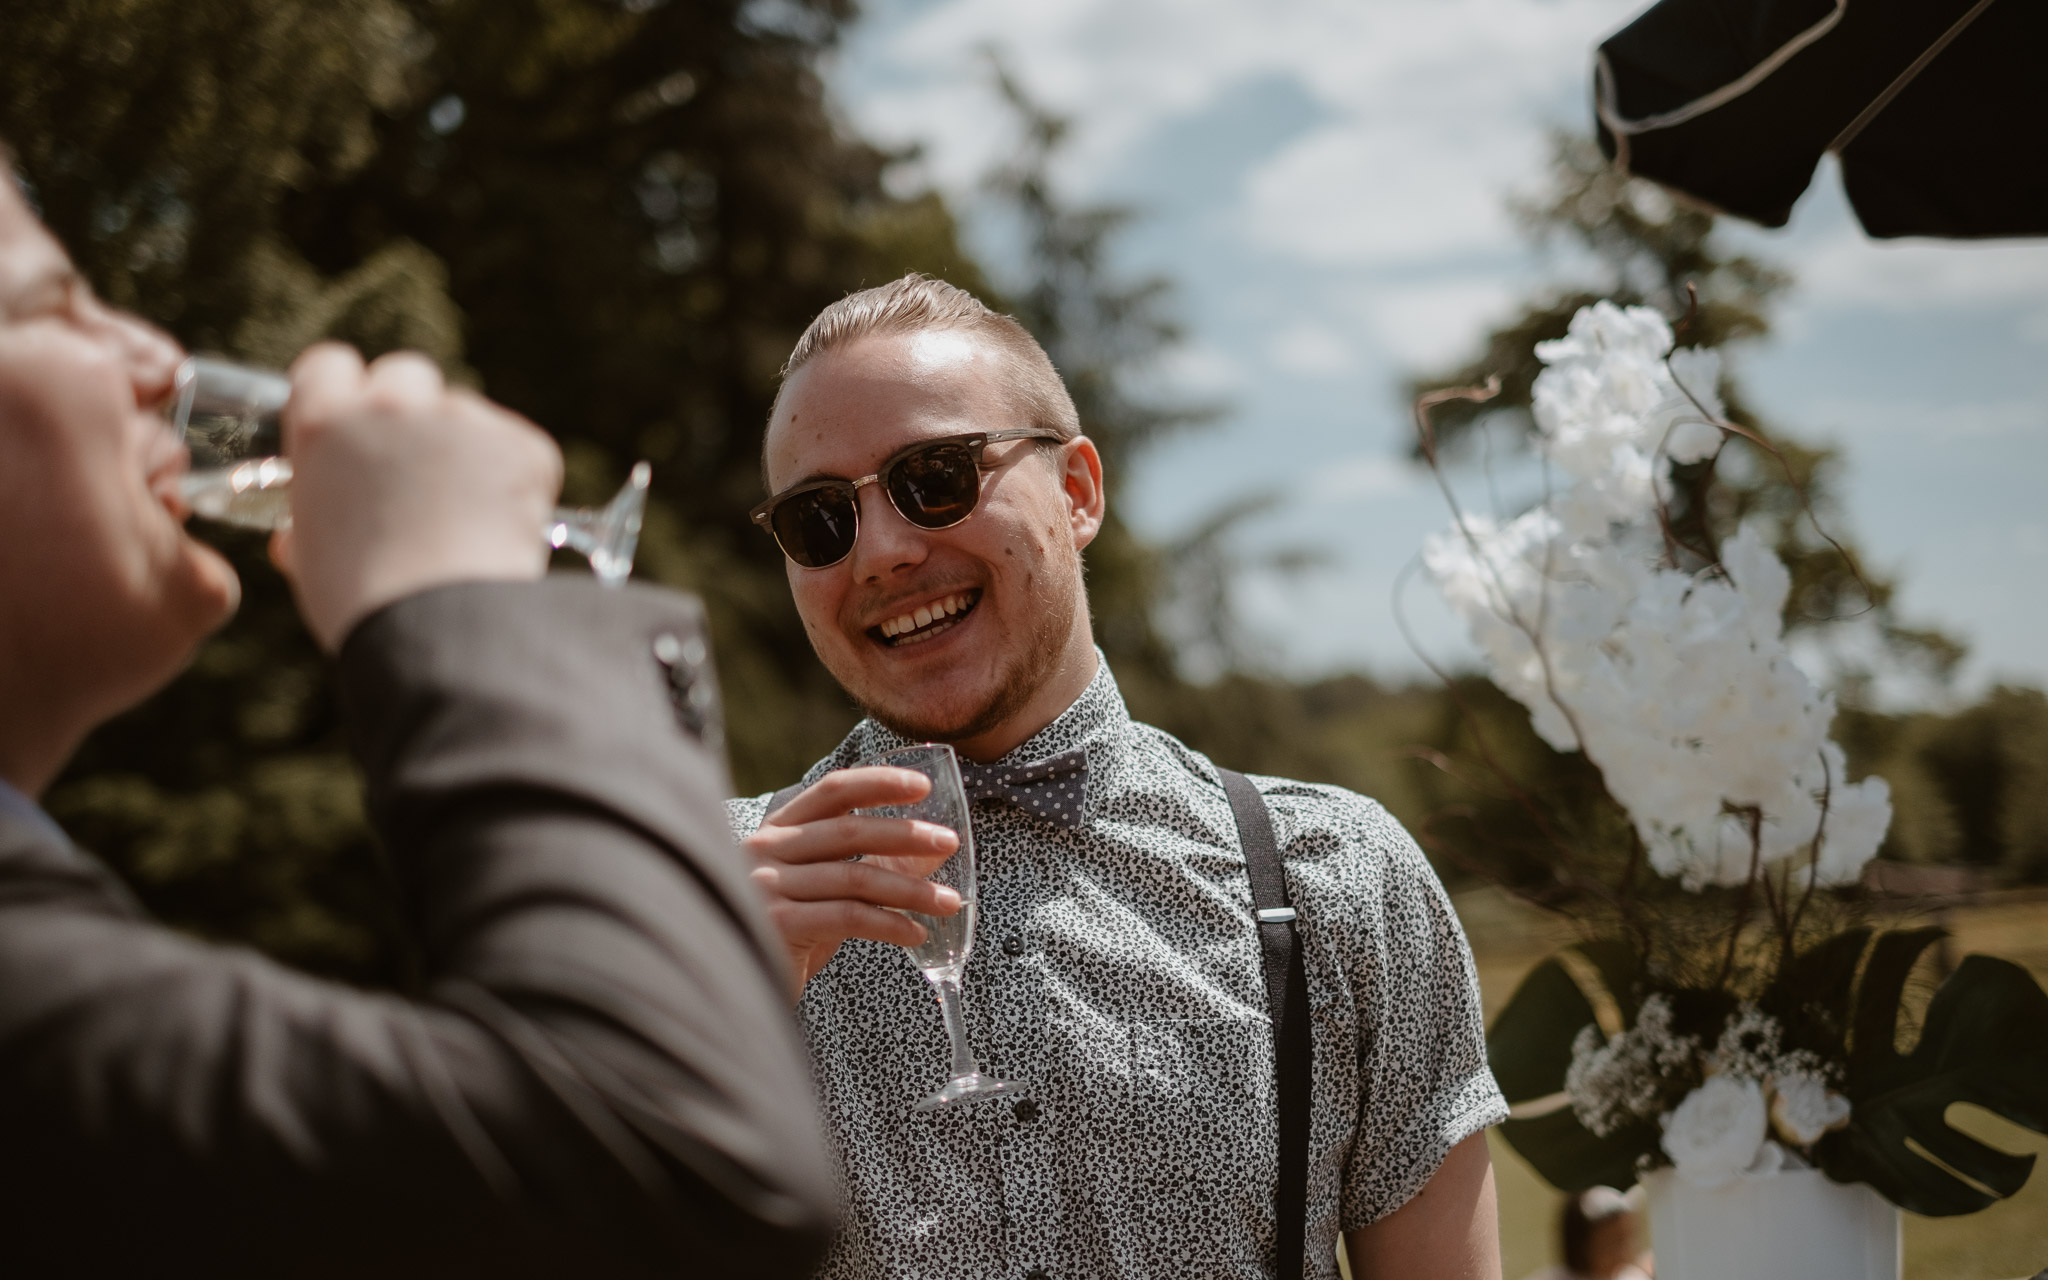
[888,441,982,528]
[771,487,859,568]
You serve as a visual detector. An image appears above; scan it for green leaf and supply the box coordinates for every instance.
[1574,939,1648,1027]
[1849,928,1945,1074]
[1500,1109,1660,1194]
[1820,951,2048,1216]
[1488,956,1595,1105]
[1487,949,1658,1191]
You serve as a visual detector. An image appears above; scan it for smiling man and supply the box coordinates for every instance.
[732,275,1509,1280]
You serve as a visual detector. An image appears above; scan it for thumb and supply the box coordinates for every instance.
[268,526,297,579]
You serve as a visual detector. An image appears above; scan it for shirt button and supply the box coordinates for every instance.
[1001,935,1025,957]
[1012,1099,1041,1125]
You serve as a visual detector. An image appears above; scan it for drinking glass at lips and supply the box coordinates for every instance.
[164,356,652,584]
[854,743,1022,1111]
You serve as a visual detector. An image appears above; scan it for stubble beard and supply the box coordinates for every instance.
[857,562,1081,750]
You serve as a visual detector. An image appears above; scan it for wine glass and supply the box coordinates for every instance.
[855,742,1022,1110]
[166,356,650,586]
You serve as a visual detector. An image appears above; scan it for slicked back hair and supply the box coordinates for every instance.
[765,274,1081,484]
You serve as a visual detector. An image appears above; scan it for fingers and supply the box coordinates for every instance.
[283,343,367,452]
[754,888,934,952]
[754,858,962,917]
[762,767,934,826]
[268,527,296,578]
[748,813,957,867]
[362,350,446,406]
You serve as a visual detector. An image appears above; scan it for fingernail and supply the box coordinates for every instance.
[934,886,962,912]
[916,822,956,848]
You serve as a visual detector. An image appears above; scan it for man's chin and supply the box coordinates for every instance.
[859,673,1035,751]
[168,540,242,645]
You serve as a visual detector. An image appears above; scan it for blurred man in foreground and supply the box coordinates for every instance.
[734,275,1507,1279]
[0,150,833,1276]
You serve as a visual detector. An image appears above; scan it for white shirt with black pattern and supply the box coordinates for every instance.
[729,656,1508,1280]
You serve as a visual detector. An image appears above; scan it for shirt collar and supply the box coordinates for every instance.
[842,649,1130,767]
[0,776,66,846]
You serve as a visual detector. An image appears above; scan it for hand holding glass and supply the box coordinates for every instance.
[855,743,1022,1110]
[167,357,649,585]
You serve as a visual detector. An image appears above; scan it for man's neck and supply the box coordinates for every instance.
[947,641,1100,764]
[0,670,88,798]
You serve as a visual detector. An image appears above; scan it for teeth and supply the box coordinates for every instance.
[876,590,978,644]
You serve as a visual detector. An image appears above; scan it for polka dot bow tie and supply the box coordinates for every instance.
[957,748,1089,828]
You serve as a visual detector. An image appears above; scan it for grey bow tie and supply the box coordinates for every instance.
[958,748,1088,829]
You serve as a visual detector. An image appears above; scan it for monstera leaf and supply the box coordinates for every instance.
[1818,931,2048,1216]
[1487,942,1661,1191]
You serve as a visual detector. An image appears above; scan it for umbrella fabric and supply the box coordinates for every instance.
[1595,0,2047,239]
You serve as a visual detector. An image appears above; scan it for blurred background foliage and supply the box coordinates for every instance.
[4,0,2045,988]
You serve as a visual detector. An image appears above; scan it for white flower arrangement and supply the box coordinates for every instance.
[1457,301,2048,1219]
[1564,998,1852,1187]
[1423,301,1891,892]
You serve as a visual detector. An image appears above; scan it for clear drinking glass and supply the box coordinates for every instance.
[166,356,651,586]
[855,742,1022,1110]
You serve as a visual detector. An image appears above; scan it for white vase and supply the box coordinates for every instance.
[1643,1166,1901,1280]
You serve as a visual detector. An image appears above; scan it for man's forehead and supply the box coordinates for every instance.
[765,329,1017,485]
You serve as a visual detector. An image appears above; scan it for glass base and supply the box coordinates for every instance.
[914,1072,1024,1111]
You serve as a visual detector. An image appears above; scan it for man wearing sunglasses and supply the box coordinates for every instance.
[734,275,1508,1279]
[0,148,832,1275]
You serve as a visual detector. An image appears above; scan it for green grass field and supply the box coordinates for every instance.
[1455,888,2048,1280]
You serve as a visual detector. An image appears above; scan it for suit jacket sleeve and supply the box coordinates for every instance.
[0,579,835,1278]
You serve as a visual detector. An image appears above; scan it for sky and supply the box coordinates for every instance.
[825,0,2048,703]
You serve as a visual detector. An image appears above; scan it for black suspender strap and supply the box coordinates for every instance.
[1218,768,1311,1280]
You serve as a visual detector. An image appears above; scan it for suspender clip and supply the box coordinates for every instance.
[1256,906,1297,924]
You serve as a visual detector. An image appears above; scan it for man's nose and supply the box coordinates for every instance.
[846,482,929,583]
[88,298,184,409]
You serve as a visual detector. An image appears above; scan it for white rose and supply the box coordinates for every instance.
[1661,1076,1769,1188]
[1771,1072,1853,1146]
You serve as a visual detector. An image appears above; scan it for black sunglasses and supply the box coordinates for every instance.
[751,429,1067,569]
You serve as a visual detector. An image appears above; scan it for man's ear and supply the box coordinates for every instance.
[1060,436,1105,551]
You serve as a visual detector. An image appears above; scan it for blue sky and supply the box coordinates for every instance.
[827,0,2048,704]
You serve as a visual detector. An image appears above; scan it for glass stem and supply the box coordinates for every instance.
[932,974,979,1080]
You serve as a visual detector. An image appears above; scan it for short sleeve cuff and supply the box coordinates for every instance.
[1341,1066,1510,1230]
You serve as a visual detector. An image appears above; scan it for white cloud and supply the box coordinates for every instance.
[1266,322,1354,376]
[837,0,1643,236]
[1348,274,1524,369]
[1138,339,1247,398]
[1797,396,2046,442]
[1795,229,2048,312]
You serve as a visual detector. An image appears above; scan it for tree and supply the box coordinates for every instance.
[5,0,988,982]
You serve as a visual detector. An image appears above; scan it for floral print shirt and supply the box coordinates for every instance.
[729,659,1506,1280]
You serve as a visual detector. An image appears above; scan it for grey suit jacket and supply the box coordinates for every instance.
[0,579,834,1277]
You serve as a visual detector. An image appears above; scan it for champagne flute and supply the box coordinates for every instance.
[166,356,650,586]
[855,743,1022,1110]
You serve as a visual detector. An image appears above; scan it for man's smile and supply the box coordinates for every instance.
[867,588,982,648]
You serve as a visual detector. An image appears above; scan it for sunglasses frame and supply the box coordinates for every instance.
[750,428,1069,569]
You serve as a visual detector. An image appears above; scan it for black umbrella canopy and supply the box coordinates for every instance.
[1594,0,2047,239]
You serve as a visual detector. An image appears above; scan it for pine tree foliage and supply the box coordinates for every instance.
[5,0,990,982]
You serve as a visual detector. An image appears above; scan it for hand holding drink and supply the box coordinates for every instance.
[166,354,651,620]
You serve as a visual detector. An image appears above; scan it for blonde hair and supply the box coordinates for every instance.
[772,274,1081,448]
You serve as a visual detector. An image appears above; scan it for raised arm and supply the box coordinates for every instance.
[0,345,836,1276]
